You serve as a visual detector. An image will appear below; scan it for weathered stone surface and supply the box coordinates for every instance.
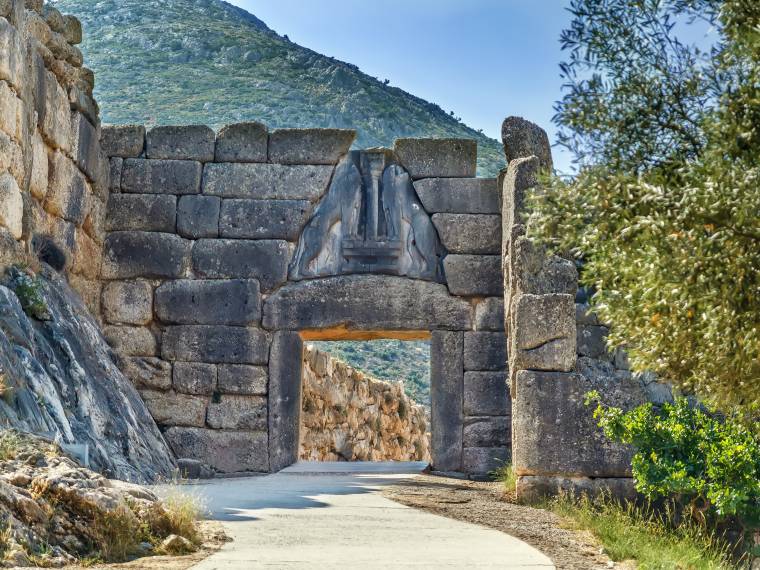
[463,418,510,448]
[109,157,122,192]
[0,227,24,270]
[501,116,553,172]
[69,112,102,182]
[161,325,270,364]
[140,390,207,428]
[100,125,145,158]
[501,157,539,237]
[164,427,269,473]
[71,230,102,279]
[61,14,82,44]
[475,298,504,331]
[103,325,156,356]
[512,294,576,372]
[268,331,303,472]
[219,199,312,241]
[106,194,176,232]
[177,195,220,239]
[463,447,510,475]
[512,370,646,477]
[263,275,472,331]
[207,395,267,430]
[516,476,637,503]
[101,280,153,325]
[464,371,510,417]
[84,195,107,245]
[394,138,477,179]
[432,214,501,254]
[443,255,502,297]
[27,131,48,199]
[191,239,290,291]
[0,172,22,239]
[38,70,71,152]
[0,81,19,142]
[120,357,172,391]
[0,130,23,191]
[268,128,355,165]
[155,279,261,326]
[202,163,333,200]
[172,362,216,396]
[46,152,88,225]
[413,178,500,214]
[146,125,215,162]
[218,364,267,395]
[102,232,190,279]
[431,331,463,472]
[575,303,600,326]
[464,332,507,371]
[121,159,202,195]
[215,122,267,163]
[577,325,612,360]
[511,237,577,297]
[0,18,23,90]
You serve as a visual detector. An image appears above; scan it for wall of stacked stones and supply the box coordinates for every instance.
[0,1,109,314]
[300,345,430,463]
[99,123,510,475]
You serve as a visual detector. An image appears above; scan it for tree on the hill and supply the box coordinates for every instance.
[529,0,760,411]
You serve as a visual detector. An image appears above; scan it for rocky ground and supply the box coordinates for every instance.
[384,474,633,570]
[0,430,215,567]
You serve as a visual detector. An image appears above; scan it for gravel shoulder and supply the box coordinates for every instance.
[383,474,630,570]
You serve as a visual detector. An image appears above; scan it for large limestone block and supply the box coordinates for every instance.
[29,131,48,200]
[430,331,464,471]
[512,293,576,372]
[0,227,23,270]
[154,279,261,326]
[71,230,102,279]
[0,172,22,239]
[146,125,215,162]
[108,157,122,191]
[0,17,23,90]
[464,371,510,416]
[207,395,267,430]
[215,122,267,163]
[219,199,312,241]
[121,158,202,195]
[474,297,504,331]
[101,280,153,325]
[263,275,472,331]
[61,14,82,44]
[577,324,612,360]
[512,370,646,478]
[103,325,156,356]
[172,362,216,396]
[164,427,269,473]
[394,138,477,179]
[268,331,303,472]
[218,364,267,396]
[0,131,22,190]
[463,418,510,448]
[191,239,290,292]
[161,325,270,365]
[0,80,20,141]
[38,70,71,152]
[464,331,507,371]
[69,112,102,182]
[100,125,145,158]
[106,194,177,233]
[511,237,578,297]
[432,214,501,254]
[268,128,355,165]
[177,195,220,239]
[413,178,500,214]
[501,156,539,237]
[516,476,637,503]
[119,356,172,391]
[463,447,510,475]
[443,255,502,296]
[501,116,553,172]
[140,390,207,428]
[45,152,89,225]
[102,232,190,279]
[202,163,333,200]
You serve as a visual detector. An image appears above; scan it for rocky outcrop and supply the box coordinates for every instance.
[0,265,175,482]
[300,346,430,462]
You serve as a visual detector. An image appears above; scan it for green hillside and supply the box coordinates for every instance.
[52,0,505,176]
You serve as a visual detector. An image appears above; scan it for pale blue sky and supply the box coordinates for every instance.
[229,0,574,172]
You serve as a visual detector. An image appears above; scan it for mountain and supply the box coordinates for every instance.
[52,0,506,176]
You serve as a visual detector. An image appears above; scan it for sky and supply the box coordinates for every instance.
[229,0,575,172]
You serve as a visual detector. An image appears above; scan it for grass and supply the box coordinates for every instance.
[547,495,735,570]
[153,491,203,546]
[0,431,21,461]
[490,462,516,494]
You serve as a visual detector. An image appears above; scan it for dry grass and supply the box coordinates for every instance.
[151,491,203,546]
[0,431,21,461]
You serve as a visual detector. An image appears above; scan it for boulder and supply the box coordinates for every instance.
[501,116,553,172]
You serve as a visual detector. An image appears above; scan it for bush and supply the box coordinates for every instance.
[587,393,760,531]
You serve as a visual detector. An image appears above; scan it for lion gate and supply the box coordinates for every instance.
[99,124,510,477]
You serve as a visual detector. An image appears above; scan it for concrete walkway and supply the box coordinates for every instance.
[183,462,554,569]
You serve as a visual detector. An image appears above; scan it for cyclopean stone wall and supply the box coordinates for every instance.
[99,123,510,476]
[0,1,109,314]
[501,117,674,500]
[300,345,430,462]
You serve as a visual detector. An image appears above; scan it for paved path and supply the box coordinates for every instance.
[185,462,555,569]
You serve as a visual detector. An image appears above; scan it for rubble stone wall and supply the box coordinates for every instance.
[100,123,510,475]
[0,0,109,315]
[300,345,430,462]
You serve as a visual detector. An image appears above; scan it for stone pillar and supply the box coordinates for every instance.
[430,330,464,471]
[268,331,304,472]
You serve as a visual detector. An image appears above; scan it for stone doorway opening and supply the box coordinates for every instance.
[298,333,432,464]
